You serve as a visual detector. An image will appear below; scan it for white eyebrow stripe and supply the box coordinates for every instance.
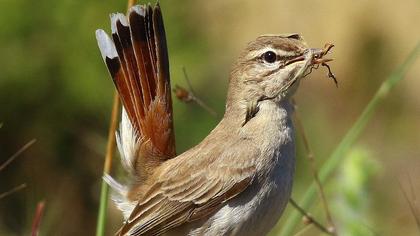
[247,47,274,59]
[275,49,299,57]
[247,47,299,60]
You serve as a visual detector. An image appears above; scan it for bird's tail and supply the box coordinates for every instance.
[96,3,176,189]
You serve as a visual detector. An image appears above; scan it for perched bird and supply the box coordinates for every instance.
[96,3,333,236]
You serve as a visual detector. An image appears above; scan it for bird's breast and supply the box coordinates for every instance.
[187,100,296,236]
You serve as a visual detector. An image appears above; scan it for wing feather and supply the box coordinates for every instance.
[96,4,259,236]
[96,3,176,181]
[118,140,259,235]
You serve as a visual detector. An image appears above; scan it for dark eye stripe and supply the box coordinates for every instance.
[276,54,301,61]
[250,51,302,63]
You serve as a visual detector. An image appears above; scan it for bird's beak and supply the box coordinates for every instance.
[285,43,334,67]
[309,43,334,65]
[284,55,306,66]
[279,43,336,94]
[304,43,338,86]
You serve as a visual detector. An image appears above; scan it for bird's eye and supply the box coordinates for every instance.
[262,51,277,63]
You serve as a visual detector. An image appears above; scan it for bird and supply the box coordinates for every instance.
[95,2,333,236]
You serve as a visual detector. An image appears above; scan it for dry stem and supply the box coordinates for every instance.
[173,67,218,117]
[293,100,337,235]
[0,139,36,172]
[398,175,420,232]
[104,93,120,174]
[0,183,27,200]
[289,198,333,235]
[31,201,46,236]
[127,0,136,10]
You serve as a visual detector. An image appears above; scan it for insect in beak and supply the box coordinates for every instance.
[303,43,337,86]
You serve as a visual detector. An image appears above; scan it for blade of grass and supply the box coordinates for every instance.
[280,42,420,236]
[96,92,119,236]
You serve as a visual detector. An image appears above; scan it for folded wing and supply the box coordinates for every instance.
[119,140,258,236]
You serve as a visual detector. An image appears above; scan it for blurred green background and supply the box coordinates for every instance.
[0,0,419,235]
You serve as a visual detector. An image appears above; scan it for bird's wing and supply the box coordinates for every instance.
[96,4,175,178]
[119,140,259,236]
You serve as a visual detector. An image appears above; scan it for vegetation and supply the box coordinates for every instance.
[1,0,419,235]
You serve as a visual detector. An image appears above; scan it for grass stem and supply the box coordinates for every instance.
[293,108,336,235]
[96,92,119,236]
[280,42,420,236]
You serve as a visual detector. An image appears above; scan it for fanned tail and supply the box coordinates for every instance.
[96,3,176,182]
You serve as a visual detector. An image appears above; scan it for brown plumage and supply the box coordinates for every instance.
[96,3,335,236]
[101,4,175,182]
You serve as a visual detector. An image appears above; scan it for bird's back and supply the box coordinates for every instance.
[163,100,296,236]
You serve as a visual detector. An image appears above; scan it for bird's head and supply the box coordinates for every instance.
[226,34,334,122]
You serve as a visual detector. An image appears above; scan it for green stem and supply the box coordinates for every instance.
[96,93,119,236]
[95,2,136,235]
[279,42,420,236]
[96,180,110,236]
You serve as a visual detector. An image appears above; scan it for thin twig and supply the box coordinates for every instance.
[407,173,416,201]
[174,67,218,117]
[31,201,46,236]
[181,67,218,117]
[0,183,27,200]
[289,198,333,235]
[398,176,420,232]
[182,67,196,95]
[96,92,120,236]
[292,100,337,235]
[0,139,36,172]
